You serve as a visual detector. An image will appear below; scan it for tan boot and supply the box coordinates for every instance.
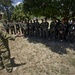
[5,64,13,73]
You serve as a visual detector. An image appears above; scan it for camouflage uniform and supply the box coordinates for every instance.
[0,22,15,73]
[64,19,68,41]
[35,19,40,37]
[19,21,24,34]
[22,21,27,37]
[26,20,30,36]
[10,20,15,34]
[43,19,49,38]
[58,22,64,40]
[29,20,33,37]
[40,19,44,37]
[58,19,67,41]
[55,19,60,40]
[68,21,75,42]
[50,21,56,40]
[32,20,36,36]
[15,21,20,34]
[3,20,9,34]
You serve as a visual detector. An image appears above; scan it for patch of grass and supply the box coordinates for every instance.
[69,58,75,67]
[51,66,59,74]
[60,66,69,74]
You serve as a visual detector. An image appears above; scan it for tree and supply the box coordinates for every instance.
[11,3,26,21]
[23,0,75,18]
[0,0,13,20]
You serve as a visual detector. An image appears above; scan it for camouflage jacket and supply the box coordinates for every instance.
[0,22,15,50]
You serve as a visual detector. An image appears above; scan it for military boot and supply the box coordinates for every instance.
[0,65,4,70]
[5,64,13,73]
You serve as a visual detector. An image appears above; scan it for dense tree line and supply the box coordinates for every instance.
[12,3,36,21]
[23,0,75,18]
[1,0,75,20]
[11,3,26,21]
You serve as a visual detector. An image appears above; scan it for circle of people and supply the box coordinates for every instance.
[3,17,75,42]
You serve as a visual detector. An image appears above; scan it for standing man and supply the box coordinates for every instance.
[3,20,9,34]
[64,18,68,41]
[43,18,49,38]
[19,20,24,35]
[50,17,57,40]
[22,20,27,37]
[29,20,33,37]
[40,19,44,38]
[26,20,30,36]
[0,14,16,73]
[68,19,75,42]
[33,20,36,36]
[58,19,65,41]
[10,20,15,34]
[15,20,20,35]
[35,19,40,37]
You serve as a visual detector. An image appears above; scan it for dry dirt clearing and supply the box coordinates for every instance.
[0,36,75,75]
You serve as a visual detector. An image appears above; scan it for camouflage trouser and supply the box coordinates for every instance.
[35,29,40,37]
[21,28,24,34]
[23,29,27,37]
[43,29,48,38]
[16,28,20,34]
[39,28,43,37]
[0,49,12,70]
[26,29,29,36]
[6,28,9,34]
[68,31,75,42]
[58,31,64,40]
[10,28,15,34]
[29,29,32,37]
[50,30,55,40]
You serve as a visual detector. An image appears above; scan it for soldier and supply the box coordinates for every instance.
[10,20,15,34]
[40,19,44,38]
[19,20,24,34]
[0,15,16,73]
[15,20,20,34]
[22,20,27,37]
[35,19,40,37]
[32,20,36,36]
[3,20,9,34]
[29,20,33,37]
[55,19,61,40]
[58,19,66,41]
[68,19,75,42]
[50,17,57,40]
[43,18,49,38]
[26,20,30,36]
[64,18,68,41]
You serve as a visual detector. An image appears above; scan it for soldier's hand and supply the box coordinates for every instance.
[14,34,19,38]
[9,35,16,40]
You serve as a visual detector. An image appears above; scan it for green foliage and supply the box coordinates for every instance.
[0,0,13,7]
[11,3,26,21]
[23,0,75,18]
[0,0,13,20]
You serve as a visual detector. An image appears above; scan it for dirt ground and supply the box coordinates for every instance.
[0,36,75,75]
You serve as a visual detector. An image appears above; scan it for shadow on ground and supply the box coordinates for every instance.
[26,37,75,55]
[10,57,26,67]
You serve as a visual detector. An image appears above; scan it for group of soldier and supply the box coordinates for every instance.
[49,17,75,42]
[0,14,75,73]
[3,17,75,42]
